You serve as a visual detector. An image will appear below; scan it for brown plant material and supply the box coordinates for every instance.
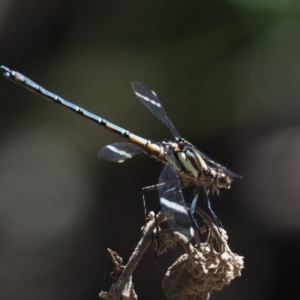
[99,213,165,300]
[162,229,244,300]
[99,210,244,300]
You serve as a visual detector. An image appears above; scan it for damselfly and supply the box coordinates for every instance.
[1,66,241,240]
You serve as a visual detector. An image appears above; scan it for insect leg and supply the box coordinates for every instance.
[141,183,166,223]
[141,182,166,257]
[204,189,223,229]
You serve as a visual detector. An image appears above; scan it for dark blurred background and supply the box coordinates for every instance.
[0,0,300,299]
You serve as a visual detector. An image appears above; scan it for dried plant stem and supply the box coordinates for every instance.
[100,209,244,300]
[99,213,164,300]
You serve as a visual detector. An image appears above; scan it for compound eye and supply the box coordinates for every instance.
[216,174,230,189]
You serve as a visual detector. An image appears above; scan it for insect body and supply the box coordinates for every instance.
[1,66,241,240]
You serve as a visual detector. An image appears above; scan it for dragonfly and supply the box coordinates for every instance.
[1,65,241,241]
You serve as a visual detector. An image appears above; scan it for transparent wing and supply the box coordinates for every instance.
[158,151,194,240]
[195,148,242,179]
[131,81,181,139]
[97,142,143,163]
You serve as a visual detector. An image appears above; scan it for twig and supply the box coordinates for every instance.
[99,213,165,300]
